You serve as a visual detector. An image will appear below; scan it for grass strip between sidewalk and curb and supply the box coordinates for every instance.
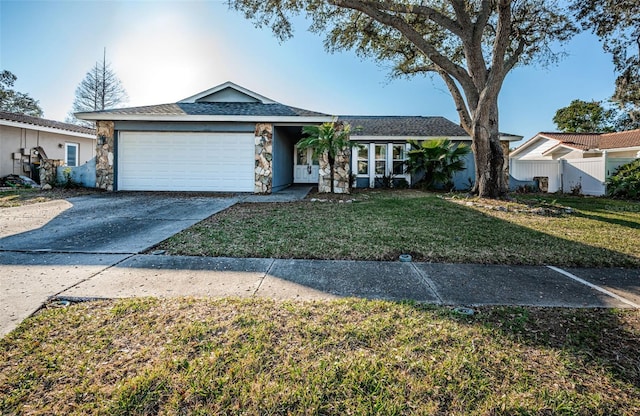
[1,298,639,415]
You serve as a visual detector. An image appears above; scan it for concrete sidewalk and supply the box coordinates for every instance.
[2,253,638,336]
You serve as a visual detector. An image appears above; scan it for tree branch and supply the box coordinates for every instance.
[437,68,473,134]
[329,0,476,101]
[376,0,464,38]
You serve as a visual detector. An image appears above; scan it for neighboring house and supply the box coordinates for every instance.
[76,82,521,193]
[510,130,640,195]
[0,111,96,180]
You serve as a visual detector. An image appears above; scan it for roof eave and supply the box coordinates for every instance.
[350,135,472,141]
[603,145,640,153]
[0,119,96,139]
[75,113,334,123]
[500,134,523,142]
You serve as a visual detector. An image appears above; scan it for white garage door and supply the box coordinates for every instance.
[118,132,254,192]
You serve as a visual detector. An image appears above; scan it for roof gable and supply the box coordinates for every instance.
[179,81,276,104]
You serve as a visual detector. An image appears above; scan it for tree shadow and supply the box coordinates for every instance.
[428,304,640,395]
[571,209,640,230]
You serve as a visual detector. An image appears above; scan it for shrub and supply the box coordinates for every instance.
[606,159,640,200]
[406,139,470,190]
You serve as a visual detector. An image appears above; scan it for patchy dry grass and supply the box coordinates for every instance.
[157,190,640,267]
[0,188,102,207]
[1,298,638,415]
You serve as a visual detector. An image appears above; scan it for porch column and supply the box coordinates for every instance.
[254,123,273,194]
[96,121,115,191]
[318,148,351,194]
[501,140,510,188]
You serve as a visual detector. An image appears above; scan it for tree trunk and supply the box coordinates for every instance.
[329,155,335,194]
[471,99,506,198]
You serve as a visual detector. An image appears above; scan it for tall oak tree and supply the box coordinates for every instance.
[228,0,575,197]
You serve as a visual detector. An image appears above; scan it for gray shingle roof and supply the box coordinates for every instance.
[0,111,95,135]
[83,102,329,118]
[338,116,469,137]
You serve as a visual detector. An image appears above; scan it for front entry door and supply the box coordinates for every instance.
[293,147,320,183]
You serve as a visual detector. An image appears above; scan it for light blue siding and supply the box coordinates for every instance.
[272,126,298,192]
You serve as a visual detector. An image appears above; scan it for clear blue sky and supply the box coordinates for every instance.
[0,0,617,147]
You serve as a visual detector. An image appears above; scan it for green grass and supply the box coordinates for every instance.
[1,298,638,415]
[157,190,640,267]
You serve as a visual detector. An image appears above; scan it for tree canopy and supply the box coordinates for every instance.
[0,70,43,117]
[552,99,616,133]
[571,0,640,130]
[67,52,128,126]
[228,0,576,197]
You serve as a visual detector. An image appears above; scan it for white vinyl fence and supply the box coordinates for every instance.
[510,156,636,196]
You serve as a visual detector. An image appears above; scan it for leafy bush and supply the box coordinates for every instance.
[606,159,640,199]
[406,138,470,190]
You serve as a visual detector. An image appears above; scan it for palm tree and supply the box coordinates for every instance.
[298,122,359,193]
[406,139,471,190]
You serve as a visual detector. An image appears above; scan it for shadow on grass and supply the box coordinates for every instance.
[570,210,640,230]
[438,304,640,396]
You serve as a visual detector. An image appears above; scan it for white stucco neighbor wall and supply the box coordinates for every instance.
[512,138,559,160]
[0,124,96,177]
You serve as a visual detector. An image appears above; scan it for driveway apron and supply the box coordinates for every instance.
[0,194,238,336]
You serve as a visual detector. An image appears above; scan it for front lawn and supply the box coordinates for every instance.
[1,298,638,414]
[157,191,640,268]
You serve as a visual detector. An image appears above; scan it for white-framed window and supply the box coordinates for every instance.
[374,144,386,174]
[65,143,79,167]
[392,144,406,175]
[352,142,410,187]
[357,146,368,174]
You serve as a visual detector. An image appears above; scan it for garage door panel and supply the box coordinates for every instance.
[118,132,254,192]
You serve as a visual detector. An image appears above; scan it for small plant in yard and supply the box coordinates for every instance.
[607,159,640,200]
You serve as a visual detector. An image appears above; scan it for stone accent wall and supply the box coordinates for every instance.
[254,123,273,194]
[39,159,64,186]
[501,140,510,186]
[96,121,115,191]
[318,148,351,194]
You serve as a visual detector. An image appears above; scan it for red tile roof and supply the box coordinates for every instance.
[537,132,601,150]
[538,130,640,151]
[599,129,640,149]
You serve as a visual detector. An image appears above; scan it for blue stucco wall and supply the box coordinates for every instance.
[57,157,96,188]
[451,150,475,191]
[272,127,296,192]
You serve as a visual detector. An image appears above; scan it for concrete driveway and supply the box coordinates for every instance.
[0,193,238,334]
[0,193,238,253]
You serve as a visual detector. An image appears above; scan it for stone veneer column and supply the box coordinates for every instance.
[254,123,273,194]
[318,148,351,194]
[501,140,510,188]
[96,121,115,191]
